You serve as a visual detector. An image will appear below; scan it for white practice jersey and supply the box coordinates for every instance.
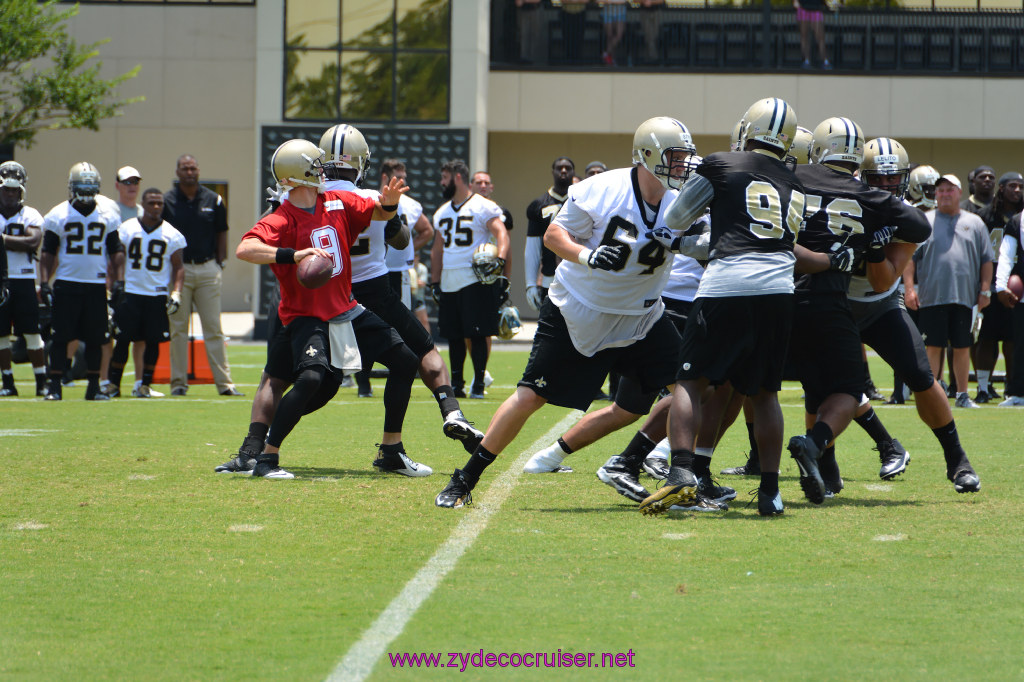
[43,200,121,284]
[662,213,708,303]
[385,194,423,273]
[118,219,187,296]
[1,205,44,280]
[433,193,503,292]
[322,179,385,284]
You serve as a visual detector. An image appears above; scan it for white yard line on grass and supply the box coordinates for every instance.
[326,410,584,682]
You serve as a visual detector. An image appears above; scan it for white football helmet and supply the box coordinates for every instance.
[861,137,910,199]
[270,139,325,190]
[319,124,371,182]
[908,165,940,208]
[810,117,865,165]
[472,243,502,284]
[785,127,814,165]
[0,161,27,201]
[739,98,798,157]
[632,116,698,190]
[68,162,101,203]
[498,304,523,340]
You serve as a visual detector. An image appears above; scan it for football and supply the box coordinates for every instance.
[296,253,333,289]
[1008,273,1024,300]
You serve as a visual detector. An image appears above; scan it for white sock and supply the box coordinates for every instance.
[650,438,670,460]
[100,379,110,387]
[523,442,566,473]
[977,370,990,392]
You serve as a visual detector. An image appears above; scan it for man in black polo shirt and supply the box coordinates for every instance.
[162,154,241,397]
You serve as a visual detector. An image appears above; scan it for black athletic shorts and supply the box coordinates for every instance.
[438,281,500,339]
[51,280,108,346]
[788,293,865,413]
[518,299,680,412]
[918,304,973,349]
[353,273,434,357]
[854,294,934,393]
[978,294,1012,342]
[0,279,41,336]
[676,294,794,396]
[114,293,169,344]
[662,297,693,336]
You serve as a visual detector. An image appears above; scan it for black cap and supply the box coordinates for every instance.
[998,171,1023,185]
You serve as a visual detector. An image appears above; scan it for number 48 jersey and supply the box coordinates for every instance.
[118,219,187,296]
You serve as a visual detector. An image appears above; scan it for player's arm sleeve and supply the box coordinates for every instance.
[524,235,542,288]
[888,198,932,244]
[105,229,125,254]
[664,175,714,232]
[995,233,1017,291]
[41,229,60,256]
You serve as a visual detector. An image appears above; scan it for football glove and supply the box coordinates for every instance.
[866,225,896,263]
[828,243,855,273]
[582,244,628,271]
[525,285,546,311]
[646,226,710,260]
[110,280,127,310]
[384,214,403,240]
[266,183,285,208]
[39,282,53,311]
[166,290,182,316]
[0,286,8,309]
[429,282,442,305]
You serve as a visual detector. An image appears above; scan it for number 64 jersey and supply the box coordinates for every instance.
[118,219,187,296]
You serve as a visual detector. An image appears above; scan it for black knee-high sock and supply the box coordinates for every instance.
[933,420,968,472]
[142,342,160,385]
[468,335,488,389]
[462,444,497,485]
[620,431,656,465]
[855,407,892,445]
[378,344,418,433]
[808,421,834,452]
[670,448,694,471]
[432,385,460,417]
[746,421,758,459]
[448,337,467,389]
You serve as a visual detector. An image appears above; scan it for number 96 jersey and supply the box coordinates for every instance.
[550,167,678,316]
[118,218,187,296]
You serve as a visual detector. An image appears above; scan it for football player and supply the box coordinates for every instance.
[39,162,124,401]
[847,138,980,493]
[106,189,185,398]
[233,139,426,479]
[524,157,575,312]
[646,97,806,516]
[995,210,1024,405]
[381,159,433,311]
[435,117,698,509]
[907,165,939,210]
[430,159,510,398]
[0,161,48,397]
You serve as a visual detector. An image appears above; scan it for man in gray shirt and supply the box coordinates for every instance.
[904,174,994,408]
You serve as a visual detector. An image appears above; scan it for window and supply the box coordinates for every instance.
[284,0,451,123]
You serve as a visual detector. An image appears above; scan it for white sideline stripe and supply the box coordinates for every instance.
[326,410,584,682]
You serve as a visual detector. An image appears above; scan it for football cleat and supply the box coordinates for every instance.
[998,395,1024,407]
[215,455,256,474]
[372,449,433,477]
[788,435,826,505]
[340,375,355,388]
[483,370,494,388]
[85,391,111,401]
[954,393,980,409]
[721,453,760,476]
[523,443,573,474]
[597,456,650,502]
[641,455,669,480]
[696,472,737,503]
[132,385,152,398]
[877,439,910,480]
[973,389,994,404]
[435,469,473,508]
[252,460,295,479]
[757,489,785,516]
[101,383,120,398]
[669,492,728,512]
[949,465,980,494]
[0,386,17,397]
[468,389,486,400]
[639,465,698,516]
[171,387,187,396]
[442,410,485,455]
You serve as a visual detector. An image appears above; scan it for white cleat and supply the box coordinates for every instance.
[523,443,573,473]
[998,395,1024,407]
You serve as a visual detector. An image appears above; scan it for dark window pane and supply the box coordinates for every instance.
[397,0,450,50]
[343,0,394,48]
[341,51,394,121]
[287,0,341,49]
[285,50,340,120]
[396,53,448,121]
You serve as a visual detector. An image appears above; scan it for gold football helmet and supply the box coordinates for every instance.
[0,161,27,196]
[861,138,910,199]
[319,124,371,182]
[785,127,814,165]
[472,243,502,284]
[908,165,940,208]
[810,117,865,165]
[632,116,698,190]
[270,139,325,190]
[68,161,101,203]
[729,120,744,152]
[739,98,798,157]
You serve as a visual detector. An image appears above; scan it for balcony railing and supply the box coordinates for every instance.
[491,4,1024,74]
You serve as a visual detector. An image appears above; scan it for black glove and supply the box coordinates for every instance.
[384,215,403,240]
[429,282,442,305]
[828,243,854,273]
[110,280,127,310]
[866,225,896,263]
[586,244,629,271]
[0,286,8,309]
[39,282,53,311]
[488,257,506,279]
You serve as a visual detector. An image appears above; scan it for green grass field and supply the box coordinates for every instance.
[2,344,1022,681]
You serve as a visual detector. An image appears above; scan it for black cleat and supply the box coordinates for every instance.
[721,453,760,476]
[788,435,826,505]
[215,455,256,474]
[372,449,433,477]
[949,465,980,494]
[973,389,994,404]
[818,448,843,496]
[639,465,698,516]
[670,492,728,512]
[757,489,785,516]
[877,438,910,480]
[865,380,886,402]
[596,456,650,503]
[697,472,737,502]
[435,468,473,508]
[252,459,295,479]
[442,410,485,455]
[85,391,111,401]
[641,455,670,480]
[0,386,17,397]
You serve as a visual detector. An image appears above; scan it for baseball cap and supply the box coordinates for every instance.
[117,166,141,182]
[585,161,607,174]
[998,171,1023,186]
[935,174,961,190]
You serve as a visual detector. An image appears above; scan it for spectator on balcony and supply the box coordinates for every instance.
[602,0,628,67]
[795,0,832,70]
[961,165,996,215]
[560,0,588,65]
[515,0,546,65]
[639,0,665,65]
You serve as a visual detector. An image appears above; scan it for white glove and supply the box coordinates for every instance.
[266,183,285,206]
[166,290,182,315]
[525,285,546,311]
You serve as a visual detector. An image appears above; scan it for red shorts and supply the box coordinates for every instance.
[797,7,823,22]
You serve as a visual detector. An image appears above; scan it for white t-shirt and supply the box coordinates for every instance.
[433,193,503,292]
[43,200,121,284]
[1,205,44,280]
[118,218,187,296]
[385,194,423,273]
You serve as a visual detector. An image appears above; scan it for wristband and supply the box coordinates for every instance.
[380,203,398,212]
[577,248,593,266]
[275,248,296,264]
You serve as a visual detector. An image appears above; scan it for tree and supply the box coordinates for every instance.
[0,0,141,149]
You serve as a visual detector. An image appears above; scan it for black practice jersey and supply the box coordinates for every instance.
[1005,213,1024,279]
[795,164,931,294]
[526,188,568,278]
[699,151,806,261]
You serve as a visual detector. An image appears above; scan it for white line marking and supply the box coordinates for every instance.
[128,474,156,481]
[865,483,893,492]
[873,533,906,542]
[228,524,264,533]
[0,429,59,437]
[14,521,48,530]
[662,532,694,540]
[326,410,583,682]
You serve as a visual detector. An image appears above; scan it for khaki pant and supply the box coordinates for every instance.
[168,260,234,392]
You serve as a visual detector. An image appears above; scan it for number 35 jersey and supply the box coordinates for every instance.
[42,201,122,284]
[433,193,503,291]
[551,167,678,316]
[118,218,187,296]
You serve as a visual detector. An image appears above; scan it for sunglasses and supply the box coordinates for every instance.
[120,178,140,185]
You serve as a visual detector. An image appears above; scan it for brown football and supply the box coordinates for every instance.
[1009,273,1024,300]
[296,253,333,289]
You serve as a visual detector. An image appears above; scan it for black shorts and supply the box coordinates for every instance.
[662,297,693,336]
[518,299,680,412]
[788,293,865,412]
[264,312,292,381]
[918,304,973,349]
[858,299,934,393]
[353,274,434,357]
[51,280,108,346]
[114,293,169,343]
[677,294,794,396]
[438,281,500,339]
[978,295,1012,342]
[0,279,41,336]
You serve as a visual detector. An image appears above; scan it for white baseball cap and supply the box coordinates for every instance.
[936,174,961,190]
[117,166,141,182]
